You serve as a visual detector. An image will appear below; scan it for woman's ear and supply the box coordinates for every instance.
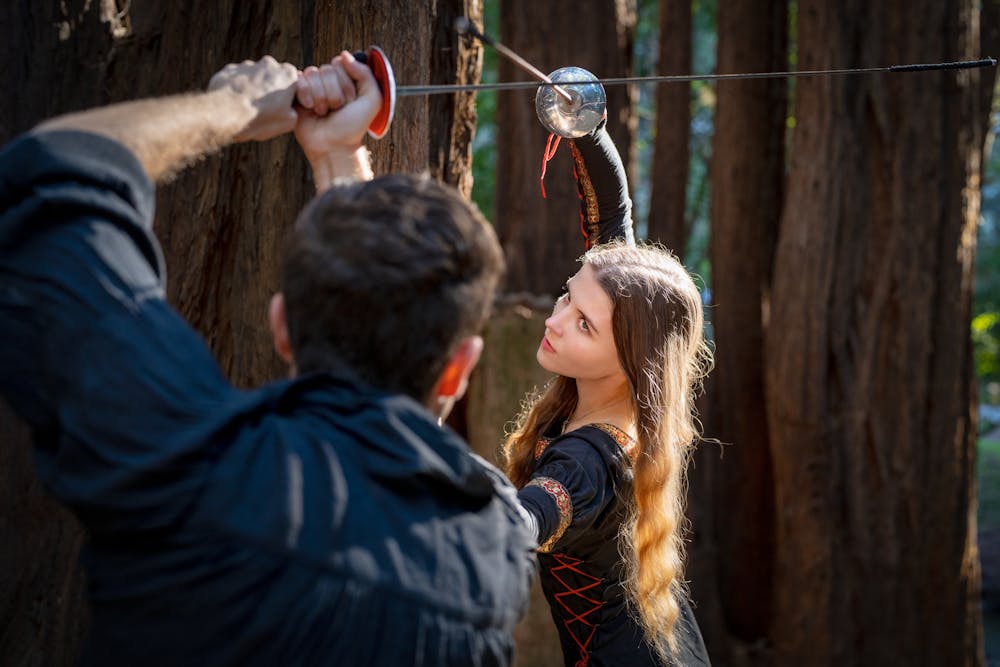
[268,293,295,365]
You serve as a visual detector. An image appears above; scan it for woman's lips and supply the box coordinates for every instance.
[541,337,555,353]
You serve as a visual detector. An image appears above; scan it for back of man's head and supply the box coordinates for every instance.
[281,173,503,402]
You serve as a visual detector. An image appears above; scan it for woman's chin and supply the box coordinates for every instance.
[536,346,555,371]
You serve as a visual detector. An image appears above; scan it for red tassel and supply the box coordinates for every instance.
[539,132,562,199]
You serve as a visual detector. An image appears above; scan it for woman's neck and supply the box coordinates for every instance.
[566,377,633,434]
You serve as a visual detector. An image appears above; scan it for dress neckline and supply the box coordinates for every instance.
[536,422,638,463]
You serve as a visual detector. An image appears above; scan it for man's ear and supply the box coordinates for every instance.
[435,335,484,400]
[268,293,295,365]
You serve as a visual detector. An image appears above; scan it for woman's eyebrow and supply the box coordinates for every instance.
[566,282,600,335]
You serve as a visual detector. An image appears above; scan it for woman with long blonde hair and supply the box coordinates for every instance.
[504,118,712,666]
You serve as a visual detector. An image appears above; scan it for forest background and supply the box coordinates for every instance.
[0,1,997,666]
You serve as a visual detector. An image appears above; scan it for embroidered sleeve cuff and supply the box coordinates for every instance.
[522,476,573,553]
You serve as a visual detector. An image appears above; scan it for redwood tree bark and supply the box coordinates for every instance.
[462,298,562,667]
[647,0,692,251]
[765,1,986,664]
[979,1,1000,135]
[496,0,636,295]
[0,1,482,663]
[699,0,786,660]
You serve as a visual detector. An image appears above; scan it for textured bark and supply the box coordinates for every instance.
[429,1,484,198]
[980,1,1000,136]
[0,1,482,663]
[647,0,692,251]
[464,299,562,667]
[0,402,89,665]
[765,1,985,665]
[496,0,636,295]
[697,0,786,661]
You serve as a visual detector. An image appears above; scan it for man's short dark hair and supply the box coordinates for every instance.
[281,173,504,401]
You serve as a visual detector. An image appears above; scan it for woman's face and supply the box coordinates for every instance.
[537,263,623,381]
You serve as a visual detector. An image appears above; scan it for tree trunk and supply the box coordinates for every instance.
[0,1,481,663]
[463,298,562,667]
[0,402,89,664]
[765,1,986,665]
[979,1,1000,136]
[647,0,692,251]
[496,0,636,295]
[696,0,786,662]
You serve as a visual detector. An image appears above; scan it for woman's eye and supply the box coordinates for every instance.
[578,318,590,333]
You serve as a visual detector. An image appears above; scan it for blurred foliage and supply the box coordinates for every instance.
[470,0,500,223]
[681,0,717,285]
[977,95,1000,400]
[975,312,1000,379]
[630,0,716,283]
[631,0,658,240]
[980,437,1000,528]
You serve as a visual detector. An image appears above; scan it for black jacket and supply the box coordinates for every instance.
[0,130,535,666]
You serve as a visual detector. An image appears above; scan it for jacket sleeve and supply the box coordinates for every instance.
[0,130,239,534]
[569,119,635,248]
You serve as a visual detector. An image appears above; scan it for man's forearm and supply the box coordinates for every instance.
[37,88,258,183]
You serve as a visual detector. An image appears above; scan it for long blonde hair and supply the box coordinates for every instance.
[503,241,711,661]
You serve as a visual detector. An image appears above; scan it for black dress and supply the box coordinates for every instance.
[517,123,711,667]
[519,424,710,667]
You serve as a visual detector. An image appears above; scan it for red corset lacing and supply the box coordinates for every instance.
[549,553,603,667]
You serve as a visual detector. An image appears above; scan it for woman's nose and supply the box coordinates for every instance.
[544,313,562,335]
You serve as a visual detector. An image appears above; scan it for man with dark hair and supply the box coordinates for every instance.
[0,52,533,666]
[278,173,502,403]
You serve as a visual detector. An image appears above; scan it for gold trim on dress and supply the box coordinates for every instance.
[534,424,638,463]
[591,423,639,463]
[526,476,573,553]
[534,436,552,460]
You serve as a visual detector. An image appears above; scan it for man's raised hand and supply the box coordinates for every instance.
[208,56,299,142]
[293,51,382,163]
